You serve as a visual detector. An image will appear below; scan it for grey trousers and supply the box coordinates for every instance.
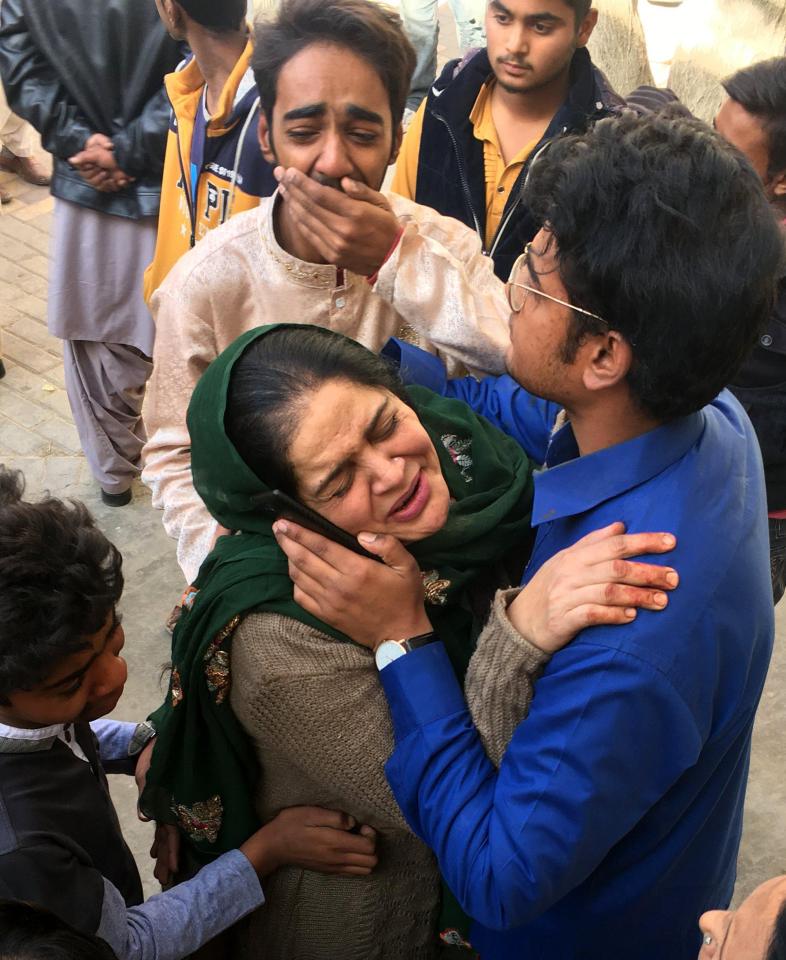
[63,340,153,494]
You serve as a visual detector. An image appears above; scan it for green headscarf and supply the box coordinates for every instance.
[142,324,535,941]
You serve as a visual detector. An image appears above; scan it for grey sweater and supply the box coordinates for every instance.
[227,587,549,959]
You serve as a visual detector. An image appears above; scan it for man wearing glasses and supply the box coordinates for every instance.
[280,112,780,958]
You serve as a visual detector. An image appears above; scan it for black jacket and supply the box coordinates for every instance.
[414,47,624,280]
[0,0,182,219]
[730,279,786,511]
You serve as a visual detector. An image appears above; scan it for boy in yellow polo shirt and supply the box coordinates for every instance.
[145,0,276,302]
[391,0,621,279]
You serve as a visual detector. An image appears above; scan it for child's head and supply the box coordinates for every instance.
[0,468,127,729]
[0,900,118,959]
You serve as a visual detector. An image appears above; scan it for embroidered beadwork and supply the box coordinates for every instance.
[203,615,240,705]
[172,795,224,844]
[422,569,451,606]
[170,668,184,708]
[441,434,473,483]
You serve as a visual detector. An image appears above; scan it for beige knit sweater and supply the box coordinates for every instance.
[227,587,549,959]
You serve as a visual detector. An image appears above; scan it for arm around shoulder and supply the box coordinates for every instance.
[465,587,551,767]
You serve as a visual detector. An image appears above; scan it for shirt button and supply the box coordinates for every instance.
[761,333,773,347]
[335,297,346,309]
[497,185,505,193]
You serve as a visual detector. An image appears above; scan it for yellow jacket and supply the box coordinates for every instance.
[143,41,275,302]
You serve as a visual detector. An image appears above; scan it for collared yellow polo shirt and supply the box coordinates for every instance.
[470,80,538,250]
[391,79,538,251]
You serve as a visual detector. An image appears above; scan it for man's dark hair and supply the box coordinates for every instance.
[251,0,416,128]
[0,901,118,959]
[723,57,786,180]
[176,0,246,32]
[564,0,592,23]
[0,468,123,703]
[225,326,409,494]
[769,898,786,960]
[523,111,783,421]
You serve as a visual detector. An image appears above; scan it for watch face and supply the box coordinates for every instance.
[375,641,406,671]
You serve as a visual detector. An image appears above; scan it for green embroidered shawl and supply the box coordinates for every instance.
[142,324,535,940]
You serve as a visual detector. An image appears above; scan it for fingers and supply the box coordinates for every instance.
[562,604,640,635]
[296,807,357,831]
[356,531,415,571]
[274,520,354,574]
[276,186,343,258]
[609,532,677,559]
[164,825,180,877]
[601,558,679,590]
[341,177,392,210]
[278,167,358,217]
[574,581,670,612]
[571,521,627,547]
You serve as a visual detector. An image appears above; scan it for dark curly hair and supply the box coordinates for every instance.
[252,0,415,130]
[523,111,784,420]
[0,901,118,959]
[0,468,123,702]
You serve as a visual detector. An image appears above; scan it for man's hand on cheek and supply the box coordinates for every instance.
[272,520,432,650]
[274,166,401,277]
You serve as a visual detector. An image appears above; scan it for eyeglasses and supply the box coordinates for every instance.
[505,243,608,326]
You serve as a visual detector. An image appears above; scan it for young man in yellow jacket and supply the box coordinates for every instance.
[145,0,276,301]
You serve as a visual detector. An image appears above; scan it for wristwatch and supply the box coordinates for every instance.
[375,631,436,671]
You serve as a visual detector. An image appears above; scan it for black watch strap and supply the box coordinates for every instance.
[399,631,437,653]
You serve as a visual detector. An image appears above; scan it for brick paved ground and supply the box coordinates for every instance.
[1,6,785,911]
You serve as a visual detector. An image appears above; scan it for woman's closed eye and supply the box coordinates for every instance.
[375,413,399,442]
[319,415,400,501]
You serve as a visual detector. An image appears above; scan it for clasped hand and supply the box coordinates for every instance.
[274,166,401,277]
[69,133,134,193]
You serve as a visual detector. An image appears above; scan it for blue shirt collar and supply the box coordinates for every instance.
[532,410,706,525]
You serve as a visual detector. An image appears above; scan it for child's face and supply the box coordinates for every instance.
[0,610,128,729]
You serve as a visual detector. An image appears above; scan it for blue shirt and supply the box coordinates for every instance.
[380,342,775,959]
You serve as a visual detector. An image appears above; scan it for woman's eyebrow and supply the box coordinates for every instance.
[313,399,390,497]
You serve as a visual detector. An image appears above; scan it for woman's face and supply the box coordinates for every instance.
[286,380,450,543]
[698,875,786,959]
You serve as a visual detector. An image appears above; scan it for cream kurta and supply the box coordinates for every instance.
[143,190,511,582]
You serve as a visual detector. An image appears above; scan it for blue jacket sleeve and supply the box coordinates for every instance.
[383,338,560,464]
[380,638,703,930]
